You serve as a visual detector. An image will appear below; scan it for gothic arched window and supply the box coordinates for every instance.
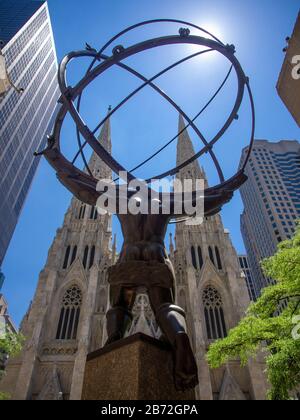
[191,246,197,269]
[215,247,222,270]
[208,246,215,266]
[90,206,98,220]
[202,286,227,340]
[56,286,82,340]
[63,246,70,269]
[198,246,203,270]
[70,246,77,266]
[83,246,89,269]
[89,246,95,269]
[78,204,86,219]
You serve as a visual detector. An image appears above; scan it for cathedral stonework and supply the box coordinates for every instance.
[0,115,268,400]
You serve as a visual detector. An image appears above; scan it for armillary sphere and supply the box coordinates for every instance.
[39,19,255,222]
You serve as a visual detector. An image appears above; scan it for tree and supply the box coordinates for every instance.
[0,331,24,400]
[206,222,300,400]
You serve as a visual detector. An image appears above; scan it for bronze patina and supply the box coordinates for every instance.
[38,20,254,391]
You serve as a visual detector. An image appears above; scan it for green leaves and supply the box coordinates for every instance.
[206,222,300,400]
[0,330,24,400]
[0,391,10,400]
[0,332,24,358]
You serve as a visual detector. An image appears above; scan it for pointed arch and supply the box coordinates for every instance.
[78,203,86,219]
[208,246,215,266]
[202,286,227,340]
[90,206,98,220]
[215,246,222,270]
[89,246,95,269]
[90,206,94,219]
[191,246,197,269]
[56,285,82,340]
[62,246,70,269]
[198,246,203,269]
[83,246,89,269]
[70,246,77,266]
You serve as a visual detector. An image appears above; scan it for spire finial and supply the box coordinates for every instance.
[176,113,205,181]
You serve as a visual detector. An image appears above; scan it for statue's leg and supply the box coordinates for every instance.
[105,286,136,345]
[148,287,199,391]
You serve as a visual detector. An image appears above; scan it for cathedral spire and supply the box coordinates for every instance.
[88,107,112,179]
[97,106,112,154]
[176,114,205,182]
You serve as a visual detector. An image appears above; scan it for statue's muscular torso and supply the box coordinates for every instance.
[118,214,170,264]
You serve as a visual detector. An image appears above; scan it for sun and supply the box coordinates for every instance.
[185,22,226,58]
[200,22,225,42]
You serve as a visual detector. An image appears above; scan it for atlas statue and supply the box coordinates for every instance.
[37,19,254,391]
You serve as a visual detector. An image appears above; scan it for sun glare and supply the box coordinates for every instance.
[185,22,226,59]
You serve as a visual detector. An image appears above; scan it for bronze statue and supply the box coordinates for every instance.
[39,19,254,392]
[43,142,246,390]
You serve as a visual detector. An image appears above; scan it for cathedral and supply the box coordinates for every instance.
[0,114,268,400]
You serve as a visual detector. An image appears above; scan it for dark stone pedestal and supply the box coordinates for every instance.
[81,333,196,400]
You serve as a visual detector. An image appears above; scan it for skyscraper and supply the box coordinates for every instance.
[0,115,267,400]
[0,1,45,47]
[0,0,59,266]
[240,140,300,296]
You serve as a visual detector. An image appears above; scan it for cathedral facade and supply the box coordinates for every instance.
[0,115,267,400]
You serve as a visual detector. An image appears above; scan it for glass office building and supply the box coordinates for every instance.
[240,140,300,296]
[0,1,59,266]
[0,0,45,46]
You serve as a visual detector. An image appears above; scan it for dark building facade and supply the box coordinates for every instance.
[0,0,45,47]
[0,0,59,265]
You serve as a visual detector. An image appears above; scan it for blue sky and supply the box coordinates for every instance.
[2,0,299,326]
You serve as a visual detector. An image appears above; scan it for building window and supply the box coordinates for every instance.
[78,204,86,219]
[203,286,227,340]
[90,206,98,220]
[198,247,203,270]
[191,246,197,269]
[215,247,222,270]
[63,245,78,269]
[62,246,71,269]
[89,246,95,269]
[208,246,215,266]
[70,246,77,266]
[56,286,82,340]
[83,246,89,269]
